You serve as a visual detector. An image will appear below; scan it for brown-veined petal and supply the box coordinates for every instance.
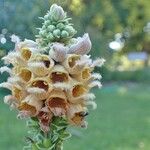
[27,77,52,100]
[46,89,68,116]
[49,65,69,84]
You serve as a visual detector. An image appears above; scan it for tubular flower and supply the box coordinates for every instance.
[0,4,105,150]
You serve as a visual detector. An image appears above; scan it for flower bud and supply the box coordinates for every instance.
[61,30,69,38]
[64,25,76,36]
[50,4,66,21]
[48,25,55,32]
[53,29,61,38]
[56,23,65,30]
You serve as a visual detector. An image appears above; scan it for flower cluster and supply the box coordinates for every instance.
[0,37,104,132]
[0,4,105,149]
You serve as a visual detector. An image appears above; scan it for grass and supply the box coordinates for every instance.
[0,83,150,150]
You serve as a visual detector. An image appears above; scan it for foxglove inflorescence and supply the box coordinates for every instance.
[0,4,105,150]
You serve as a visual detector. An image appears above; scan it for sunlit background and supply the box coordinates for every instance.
[0,0,150,150]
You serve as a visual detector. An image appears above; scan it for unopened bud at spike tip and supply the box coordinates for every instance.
[50,4,66,22]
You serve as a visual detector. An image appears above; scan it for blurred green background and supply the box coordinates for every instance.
[0,0,150,150]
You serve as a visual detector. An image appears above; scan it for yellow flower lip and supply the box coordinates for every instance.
[18,95,43,116]
[21,48,32,61]
[18,102,36,116]
[72,84,87,97]
[67,104,87,126]
[18,68,32,82]
[12,85,26,101]
[82,68,91,80]
[68,55,80,68]
[71,112,84,125]
[72,67,92,83]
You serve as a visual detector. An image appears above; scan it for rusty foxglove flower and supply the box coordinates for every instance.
[0,4,105,150]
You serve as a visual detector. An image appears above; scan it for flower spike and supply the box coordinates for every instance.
[0,4,104,150]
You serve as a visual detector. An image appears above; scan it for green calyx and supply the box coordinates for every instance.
[37,4,76,47]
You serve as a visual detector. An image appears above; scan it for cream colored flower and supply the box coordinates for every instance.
[67,104,88,127]
[0,5,105,133]
[72,67,92,83]
[62,54,84,74]
[27,77,52,100]
[12,84,27,101]
[29,54,54,76]
[49,65,69,84]
[18,95,43,116]
[46,89,68,116]
[66,80,88,104]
